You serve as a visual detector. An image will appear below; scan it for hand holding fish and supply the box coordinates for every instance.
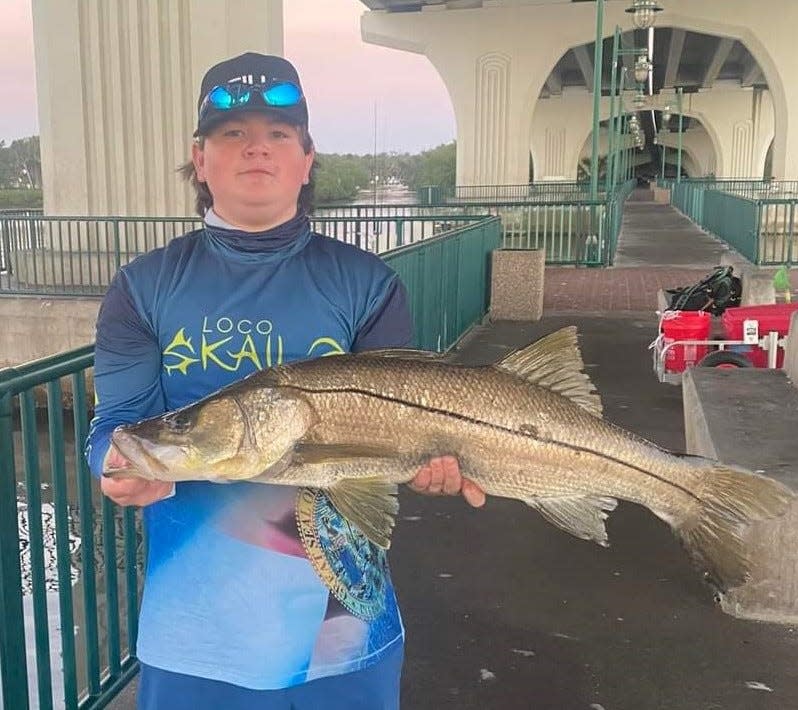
[408,455,486,507]
[101,446,174,507]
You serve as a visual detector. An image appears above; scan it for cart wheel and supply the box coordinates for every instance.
[697,351,752,368]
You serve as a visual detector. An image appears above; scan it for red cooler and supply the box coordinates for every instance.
[721,303,798,368]
[661,310,712,373]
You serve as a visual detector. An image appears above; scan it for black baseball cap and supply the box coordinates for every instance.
[194,53,308,136]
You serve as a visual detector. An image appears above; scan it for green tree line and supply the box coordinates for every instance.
[314,141,456,203]
[0,135,456,207]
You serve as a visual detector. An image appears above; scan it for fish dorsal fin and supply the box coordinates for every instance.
[494,327,603,418]
[326,478,400,549]
[525,495,618,547]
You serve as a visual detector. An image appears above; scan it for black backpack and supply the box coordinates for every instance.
[666,266,742,316]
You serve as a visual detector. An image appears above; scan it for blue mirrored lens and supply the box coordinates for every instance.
[208,86,252,110]
[262,82,302,107]
[208,86,234,110]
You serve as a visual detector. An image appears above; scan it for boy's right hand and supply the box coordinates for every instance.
[101,446,174,507]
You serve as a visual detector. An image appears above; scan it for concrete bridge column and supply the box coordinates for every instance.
[31,0,284,216]
[657,126,717,177]
[363,0,798,184]
[362,4,617,186]
[530,91,613,181]
[658,1,798,180]
[659,87,774,178]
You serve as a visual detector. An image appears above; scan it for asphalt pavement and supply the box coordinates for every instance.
[391,314,798,710]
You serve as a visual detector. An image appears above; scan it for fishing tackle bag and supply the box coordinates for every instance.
[665,265,742,316]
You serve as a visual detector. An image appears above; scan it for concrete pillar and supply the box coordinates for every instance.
[659,87,774,178]
[489,249,545,321]
[31,0,284,217]
[658,126,717,177]
[530,91,612,181]
[362,0,798,183]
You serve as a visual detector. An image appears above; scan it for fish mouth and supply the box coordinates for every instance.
[110,428,175,479]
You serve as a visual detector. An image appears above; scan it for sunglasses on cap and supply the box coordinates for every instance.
[198,80,303,120]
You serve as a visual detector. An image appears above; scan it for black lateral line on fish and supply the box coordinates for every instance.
[280,383,701,503]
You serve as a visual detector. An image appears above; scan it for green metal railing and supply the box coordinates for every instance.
[0,214,501,708]
[417,181,599,205]
[669,179,797,265]
[0,214,490,296]
[0,192,635,296]
[0,348,141,710]
[320,183,636,267]
[384,217,502,350]
[0,216,203,295]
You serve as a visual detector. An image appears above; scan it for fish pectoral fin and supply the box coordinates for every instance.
[525,495,618,547]
[494,327,603,418]
[326,478,400,550]
[293,442,401,464]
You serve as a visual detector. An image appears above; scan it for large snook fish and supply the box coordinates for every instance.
[109,327,793,591]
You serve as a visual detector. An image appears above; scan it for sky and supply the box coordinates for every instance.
[0,0,455,155]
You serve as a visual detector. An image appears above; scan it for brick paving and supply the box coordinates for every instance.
[544,265,710,312]
[543,192,798,312]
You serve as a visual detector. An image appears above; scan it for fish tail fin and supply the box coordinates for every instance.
[673,461,794,591]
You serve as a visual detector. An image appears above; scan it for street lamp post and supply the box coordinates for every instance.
[625,0,664,30]
[677,87,684,182]
[590,0,605,203]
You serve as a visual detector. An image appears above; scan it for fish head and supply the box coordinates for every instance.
[111,384,312,481]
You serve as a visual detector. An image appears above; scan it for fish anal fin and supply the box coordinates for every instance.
[526,495,618,547]
[326,478,400,550]
[494,327,603,418]
[293,442,400,465]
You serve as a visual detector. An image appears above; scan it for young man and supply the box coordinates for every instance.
[87,53,484,709]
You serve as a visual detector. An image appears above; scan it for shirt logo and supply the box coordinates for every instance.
[162,316,345,375]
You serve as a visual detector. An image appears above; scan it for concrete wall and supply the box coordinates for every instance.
[659,86,774,178]
[0,297,99,368]
[657,126,717,177]
[31,0,284,217]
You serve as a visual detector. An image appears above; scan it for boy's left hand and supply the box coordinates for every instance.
[408,455,486,508]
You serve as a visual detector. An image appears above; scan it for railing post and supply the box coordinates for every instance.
[677,87,684,184]
[0,372,30,710]
[113,220,122,274]
[589,0,605,203]
[605,27,620,196]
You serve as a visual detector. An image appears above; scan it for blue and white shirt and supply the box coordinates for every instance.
[86,211,412,689]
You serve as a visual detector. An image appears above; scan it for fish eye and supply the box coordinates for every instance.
[164,412,192,435]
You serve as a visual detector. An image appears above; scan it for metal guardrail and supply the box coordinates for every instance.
[0,215,501,709]
[0,191,636,296]
[0,348,141,710]
[417,181,600,205]
[669,180,797,266]
[319,181,636,267]
[383,217,502,351]
[0,214,490,296]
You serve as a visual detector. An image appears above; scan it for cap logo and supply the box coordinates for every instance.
[225,74,270,86]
